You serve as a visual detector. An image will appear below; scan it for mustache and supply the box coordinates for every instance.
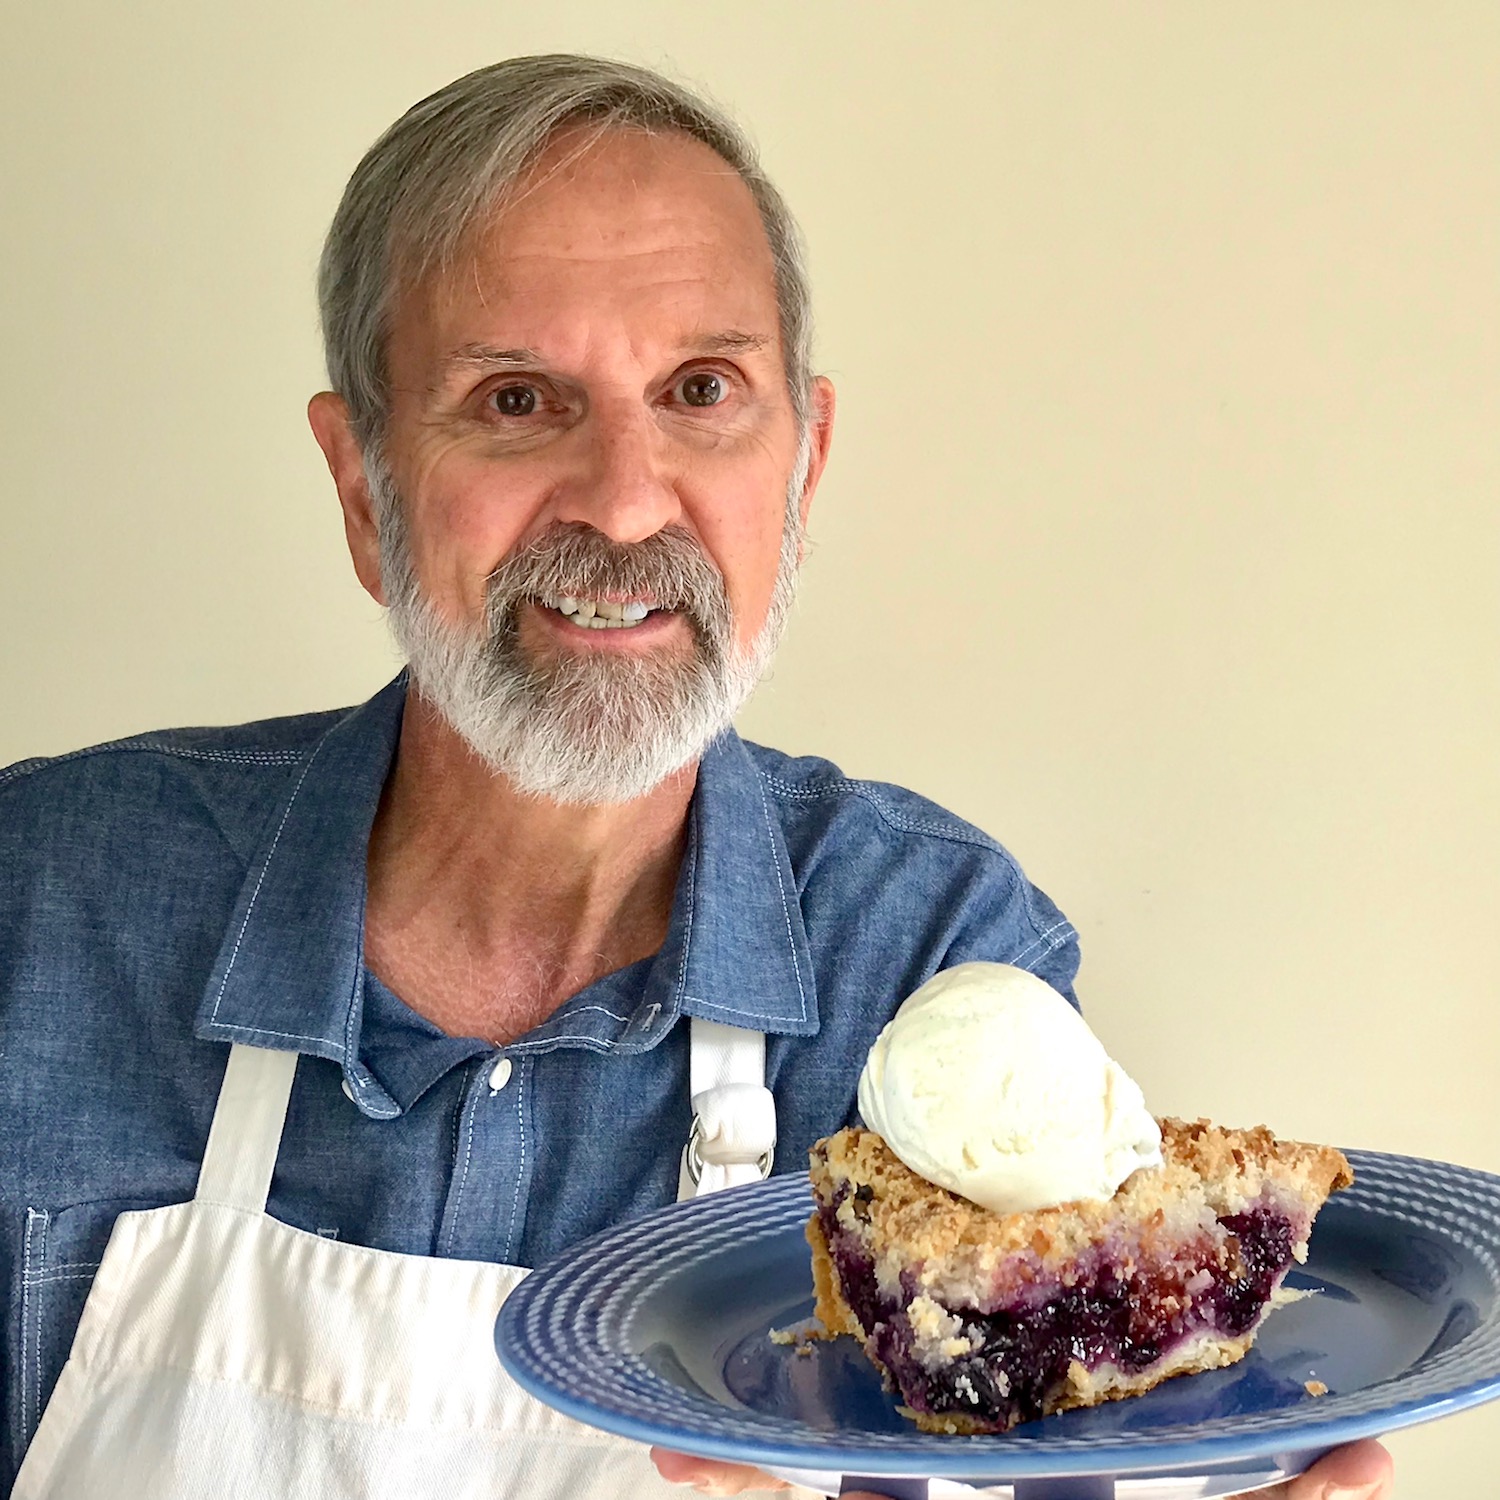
[482,522,733,634]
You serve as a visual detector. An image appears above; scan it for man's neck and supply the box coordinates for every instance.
[363,692,696,1043]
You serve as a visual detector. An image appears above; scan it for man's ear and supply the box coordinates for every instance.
[308,391,386,605]
[795,376,837,534]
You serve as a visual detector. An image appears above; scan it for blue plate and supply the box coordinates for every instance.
[497,1150,1500,1496]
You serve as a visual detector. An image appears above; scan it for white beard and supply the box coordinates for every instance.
[367,444,807,805]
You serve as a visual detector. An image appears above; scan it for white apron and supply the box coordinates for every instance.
[14,1019,781,1499]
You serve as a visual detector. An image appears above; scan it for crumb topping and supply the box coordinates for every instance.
[804,1114,1352,1434]
[810,1117,1352,1310]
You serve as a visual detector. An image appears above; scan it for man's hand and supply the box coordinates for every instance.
[1263,1439,1393,1498]
[650,1447,886,1497]
[650,1448,792,1494]
[653,1439,1394,1498]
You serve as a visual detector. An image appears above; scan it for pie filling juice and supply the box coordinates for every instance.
[808,964,1352,1433]
[813,1174,1306,1431]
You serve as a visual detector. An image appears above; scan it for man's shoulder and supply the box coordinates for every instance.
[742,740,1005,854]
[0,704,353,864]
[740,738,1080,997]
[0,704,350,791]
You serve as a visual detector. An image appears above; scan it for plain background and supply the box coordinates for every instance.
[3,2,1496,1490]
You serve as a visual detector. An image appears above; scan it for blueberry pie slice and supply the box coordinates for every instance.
[807,1118,1352,1434]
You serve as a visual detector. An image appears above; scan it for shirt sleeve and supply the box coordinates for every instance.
[936,863,1083,1010]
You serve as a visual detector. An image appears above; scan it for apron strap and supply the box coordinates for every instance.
[678,1018,775,1201]
[195,1044,299,1211]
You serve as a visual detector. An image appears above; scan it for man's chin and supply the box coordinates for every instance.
[468,717,710,807]
[390,594,753,802]
[406,664,730,804]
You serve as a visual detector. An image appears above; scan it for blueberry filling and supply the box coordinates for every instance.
[817,1195,1300,1430]
[1210,1210,1297,1335]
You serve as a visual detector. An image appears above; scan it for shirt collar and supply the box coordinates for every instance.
[195,676,819,1104]
[660,729,818,1036]
[195,675,404,1110]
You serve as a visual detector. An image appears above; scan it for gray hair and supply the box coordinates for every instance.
[318,54,814,452]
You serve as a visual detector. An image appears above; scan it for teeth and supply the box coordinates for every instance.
[549,596,656,630]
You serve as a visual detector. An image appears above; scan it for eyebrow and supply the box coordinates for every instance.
[433,330,774,382]
[685,331,772,357]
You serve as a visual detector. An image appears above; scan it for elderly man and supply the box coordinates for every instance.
[0,55,1390,1500]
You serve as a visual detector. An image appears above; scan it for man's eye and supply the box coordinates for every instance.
[491,385,538,417]
[678,372,724,408]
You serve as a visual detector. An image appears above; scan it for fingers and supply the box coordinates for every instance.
[1272,1439,1395,1499]
[648,1440,1394,1500]
[648,1446,792,1494]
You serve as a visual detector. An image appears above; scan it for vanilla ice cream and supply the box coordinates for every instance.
[856,962,1162,1215]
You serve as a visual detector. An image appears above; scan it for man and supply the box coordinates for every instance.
[0,55,1390,1499]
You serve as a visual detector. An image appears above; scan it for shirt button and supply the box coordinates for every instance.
[341,1078,355,1102]
[488,1056,513,1093]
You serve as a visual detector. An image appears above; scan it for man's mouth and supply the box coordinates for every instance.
[538,594,668,631]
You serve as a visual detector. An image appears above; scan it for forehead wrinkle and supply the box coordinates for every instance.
[434,237,769,333]
[440,342,545,371]
[474,232,750,271]
[426,343,543,395]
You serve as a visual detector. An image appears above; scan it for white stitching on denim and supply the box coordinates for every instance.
[0,743,306,793]
[758,773,1003,851]
[759,773,871,800]
[350,1099,402,1120]
[541,1004,630,1024]
[504,1019,632,1054]
[0,761,46,792]
[210,1021,328,1047]
[510,1032,619,1051]
[208,744,323,1023]
[506,1061,527,1262]
[340,941,366,1088]
[756,775,808,1021]
[1019,888,1078,955]
[1014,918,1075,962]
[673,803,701,1008]
[442,1072,482,1256]
[678,993,803,1027]
[1009,917,1078,968]
[122,747,303,764]
[20,1209,48,1446]
[24,1270,100,1285]
[756,769,1077,970]
[22,1258,100,1280]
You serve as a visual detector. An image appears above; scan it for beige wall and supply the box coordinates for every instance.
[3,2,1497,1489]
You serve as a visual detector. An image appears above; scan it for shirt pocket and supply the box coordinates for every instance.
[12,1197,158,1465]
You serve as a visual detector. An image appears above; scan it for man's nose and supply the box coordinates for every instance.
[550,400,681,544]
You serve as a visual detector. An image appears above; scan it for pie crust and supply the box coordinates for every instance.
[807,1118,1353,1433]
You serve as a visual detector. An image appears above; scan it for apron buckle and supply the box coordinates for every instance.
[682,1112,776,1189]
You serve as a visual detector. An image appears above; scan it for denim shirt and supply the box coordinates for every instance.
[0,675,1078,1487]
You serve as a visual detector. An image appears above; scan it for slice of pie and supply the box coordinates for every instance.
[807,1117,1352,1434]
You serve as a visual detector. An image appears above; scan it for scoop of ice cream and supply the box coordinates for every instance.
[857,962,1162,1215]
